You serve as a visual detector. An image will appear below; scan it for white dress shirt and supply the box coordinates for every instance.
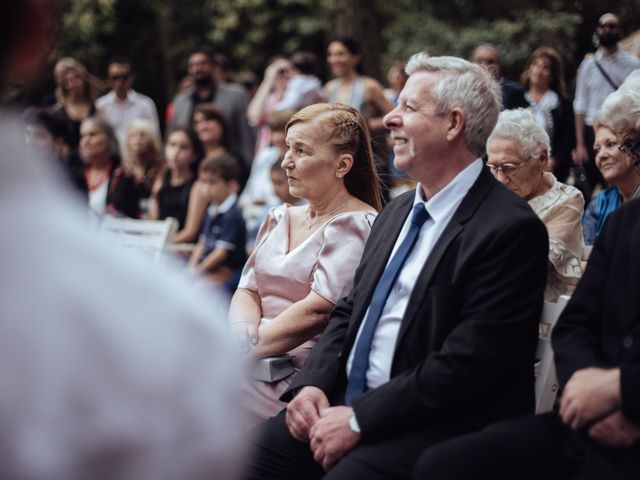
[96,89,160,154]
[573,49,640,126]
[346,159,483,389]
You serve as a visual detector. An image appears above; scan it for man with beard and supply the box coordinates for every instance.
[169,47,254,165]
[573,13,640,193]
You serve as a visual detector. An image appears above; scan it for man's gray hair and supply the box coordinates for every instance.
[487,108,550,162]
[597,70,640,134]
[405,53,502,157]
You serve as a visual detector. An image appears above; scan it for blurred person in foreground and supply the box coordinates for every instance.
[487,108,584,301]
[412,73,640,480]
[0,2,246,479]
[242,55,548,479]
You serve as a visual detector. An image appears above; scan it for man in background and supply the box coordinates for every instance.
[472,43,528,110]
[96,57,160,155]
[169,46,254,164]
[572,12,640,193]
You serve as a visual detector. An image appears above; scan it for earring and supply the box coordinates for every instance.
[337,172,344,178]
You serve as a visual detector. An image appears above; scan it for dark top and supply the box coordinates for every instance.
[553,198,640,477]
[500,78,528,110]
[157,177,195,229]
[199,200,247,270]
[55,103,97,150]
[549,95,576,183]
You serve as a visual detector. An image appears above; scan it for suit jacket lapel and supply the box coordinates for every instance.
[395,167,496,347]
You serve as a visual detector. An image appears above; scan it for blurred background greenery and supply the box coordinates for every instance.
[19,0,640,127]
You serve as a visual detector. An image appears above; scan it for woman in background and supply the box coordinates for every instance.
[79,117,139,219]
[521,47,575,182]
[150,128,206,243]
[487,109,583,301]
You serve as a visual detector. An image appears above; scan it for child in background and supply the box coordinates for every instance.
[189,155,247,292]
[239,110,291,232]
[246,160,303,254]
[149,128,207,243]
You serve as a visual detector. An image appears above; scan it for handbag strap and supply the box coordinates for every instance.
[594,60,620,91]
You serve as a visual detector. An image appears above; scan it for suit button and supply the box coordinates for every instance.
[623,336,634,349]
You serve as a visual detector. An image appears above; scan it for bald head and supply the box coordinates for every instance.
[472,45,501,79]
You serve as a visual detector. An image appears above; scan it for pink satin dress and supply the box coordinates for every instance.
[238,203,376,425]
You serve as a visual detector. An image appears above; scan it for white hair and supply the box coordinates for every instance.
[597,70,640,134]
[405,53,502,157]
[487,108,550,162]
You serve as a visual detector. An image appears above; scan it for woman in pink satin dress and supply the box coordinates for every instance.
[229,103,382,425]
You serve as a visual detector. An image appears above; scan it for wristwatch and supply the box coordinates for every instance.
[348,414,361,433]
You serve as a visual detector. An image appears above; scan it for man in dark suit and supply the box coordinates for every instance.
[412,80,640,480]
[244,54,548,479]
[472,44,528,110]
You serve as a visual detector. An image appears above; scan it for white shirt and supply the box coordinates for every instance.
[238,146,281,232]
[574,49,640,126]
[346,159,483,389]
[96,89,161,155]
[0,117,244,480]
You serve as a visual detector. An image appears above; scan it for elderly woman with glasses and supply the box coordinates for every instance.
[581,118,640,245]
[582,76,640,245]
[487,108,584,301]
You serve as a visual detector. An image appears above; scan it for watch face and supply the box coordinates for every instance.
[348,414,360,433]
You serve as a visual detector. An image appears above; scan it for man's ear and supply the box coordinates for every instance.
[7,2,55,81]
[446,108,466,142]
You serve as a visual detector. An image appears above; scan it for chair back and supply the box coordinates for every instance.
[534,295,569,413]
[99,216,178,263]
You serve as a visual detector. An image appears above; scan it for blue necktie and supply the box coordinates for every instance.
[345,203,430,405]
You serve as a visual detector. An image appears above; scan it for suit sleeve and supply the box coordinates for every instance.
[551,212,613,387]
[352,215,548,440]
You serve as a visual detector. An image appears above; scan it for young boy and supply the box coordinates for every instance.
[189,154,247,291]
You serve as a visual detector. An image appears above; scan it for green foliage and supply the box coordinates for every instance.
[384,9,580,80]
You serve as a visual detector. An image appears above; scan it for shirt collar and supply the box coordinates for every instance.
[212,192,238,215]
[107,89,137,104]
[413,158,483,223]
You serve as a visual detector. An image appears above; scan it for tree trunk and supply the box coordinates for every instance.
[329,0,383,80]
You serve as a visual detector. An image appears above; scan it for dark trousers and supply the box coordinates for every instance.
[410,412,640,480]
[242,410,476,480]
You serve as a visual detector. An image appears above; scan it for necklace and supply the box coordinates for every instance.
[84,166,111,191]
[305,199,349,230]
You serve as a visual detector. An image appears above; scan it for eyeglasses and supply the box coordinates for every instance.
[487,162,527,176]
[618,137,640,160]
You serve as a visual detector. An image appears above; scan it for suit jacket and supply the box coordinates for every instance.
[552,198,640,477]
[169,83,254,165]
[285,167,549,442]
[500,78,528,110]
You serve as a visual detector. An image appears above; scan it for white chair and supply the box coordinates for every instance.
[534,295,570,414]
[98,216,178,263]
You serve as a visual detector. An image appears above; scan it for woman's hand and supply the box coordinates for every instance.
[231,321,259,353]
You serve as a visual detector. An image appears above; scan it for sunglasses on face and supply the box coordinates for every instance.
[619,137,640,161]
